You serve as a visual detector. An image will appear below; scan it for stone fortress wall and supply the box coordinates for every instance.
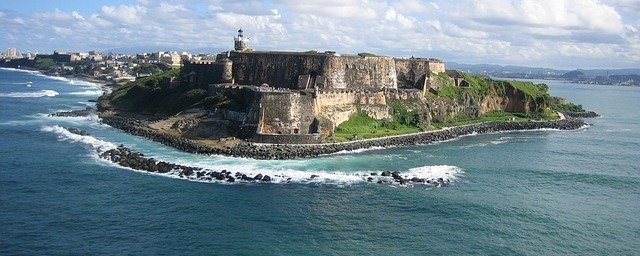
[188,49,446,144]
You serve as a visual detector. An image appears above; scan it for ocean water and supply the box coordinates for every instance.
[1,68,639,255]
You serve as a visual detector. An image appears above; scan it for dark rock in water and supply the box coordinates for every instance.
[381,171,391,176]
[241,174,252,181]
[367,177,374,182]
[235,172,242,178]
[216,175,225,180]
[50,107,96,117]
[227,176,235,182]
[370,172,378,176]
[410,177,420,182]
[562,110,599,118]
[399,179,409,185]
[64,127,89,136]
[310,174,319,179]
[262,175,272,182]
[254,174,263,180]
[437,178,445,183]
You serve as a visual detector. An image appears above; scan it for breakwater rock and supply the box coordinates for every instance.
[59,127,452,186]
[49,107,96,117]
[562,111,599,118]
[99,115,586,160]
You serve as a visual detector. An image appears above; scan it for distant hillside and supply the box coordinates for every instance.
[447,62,640,79]
[562,70,586,79]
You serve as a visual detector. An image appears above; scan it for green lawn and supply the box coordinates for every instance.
[432,111,560,128]
[327,112,421,142]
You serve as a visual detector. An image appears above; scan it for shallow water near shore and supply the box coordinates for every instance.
[1,68,639,254]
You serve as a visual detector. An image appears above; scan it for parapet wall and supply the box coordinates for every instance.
[183,61,223,88]
[230,52,328,89]
[394,58,445,90]
[322,56,398,90]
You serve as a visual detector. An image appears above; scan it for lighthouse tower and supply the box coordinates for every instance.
[234,29,250,52]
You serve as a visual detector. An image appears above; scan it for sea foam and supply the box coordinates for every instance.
[69,90,104,96]
[40,125,464,186]
[40,125,117,152]
[0,89,59,98]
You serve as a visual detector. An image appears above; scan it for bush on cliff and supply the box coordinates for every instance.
[552,102,584,112]
[437,85,463,100]
[109,69,211,115]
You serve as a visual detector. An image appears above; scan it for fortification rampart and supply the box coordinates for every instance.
[322,56,397,90]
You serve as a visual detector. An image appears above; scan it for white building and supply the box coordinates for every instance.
[6,48,19,59]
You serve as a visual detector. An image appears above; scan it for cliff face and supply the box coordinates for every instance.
[403,78,548,125]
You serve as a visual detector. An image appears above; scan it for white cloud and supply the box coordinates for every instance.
[0,0,638,68]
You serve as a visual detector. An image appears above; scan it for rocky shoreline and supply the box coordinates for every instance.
[49,107,96,117]
[98,114,587,160]
[561,111,600,118]
[85,130,453,186]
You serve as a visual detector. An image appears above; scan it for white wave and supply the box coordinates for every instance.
[405,165,463,182]
[0,67,41,75]
[40,125,117,152]
[69,90,104,96]
[67,79,102,88]
[38,124,464,186]
[0,89,59,97]
[2,81,33,86]
[330,146,387,155]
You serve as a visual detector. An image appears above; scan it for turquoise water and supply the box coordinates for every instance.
[1,68,639,255]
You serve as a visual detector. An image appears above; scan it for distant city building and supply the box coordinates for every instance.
[6,48,19,59]
[36,51,81,63]
[160,52,182,67]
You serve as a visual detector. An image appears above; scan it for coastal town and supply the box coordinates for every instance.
[0,47,215,83]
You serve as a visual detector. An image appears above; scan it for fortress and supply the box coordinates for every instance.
[181,29,450,143]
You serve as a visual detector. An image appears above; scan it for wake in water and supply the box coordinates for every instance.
[40,125,463,187]
[0,89,59,97]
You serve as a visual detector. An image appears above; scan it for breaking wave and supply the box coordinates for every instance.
[40,125,117,152]
[40,125,464,186]
[69,90,104,96]
[0,89,59,98]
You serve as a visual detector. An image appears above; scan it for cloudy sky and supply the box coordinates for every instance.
[1,0,638,69]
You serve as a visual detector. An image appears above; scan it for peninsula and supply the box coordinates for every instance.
[95,29,592,159]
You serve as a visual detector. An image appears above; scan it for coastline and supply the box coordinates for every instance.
[7,66,588,160]
[0,67,112,86]
[98,113,587,160]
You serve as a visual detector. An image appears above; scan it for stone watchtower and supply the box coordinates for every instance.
[234,29,249,52]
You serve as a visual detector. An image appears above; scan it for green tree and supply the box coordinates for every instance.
[35,58,55,70]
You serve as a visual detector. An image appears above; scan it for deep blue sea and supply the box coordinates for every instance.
[1,68,639,255]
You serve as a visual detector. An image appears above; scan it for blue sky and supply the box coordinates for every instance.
[1,0,639,69]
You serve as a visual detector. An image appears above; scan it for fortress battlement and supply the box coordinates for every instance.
[182,29,459,143]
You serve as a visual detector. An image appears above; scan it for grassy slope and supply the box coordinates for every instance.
[109,69,215,115]
[329,73,559,142]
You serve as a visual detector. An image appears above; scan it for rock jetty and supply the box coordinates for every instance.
[99,115,587,160]
[57,127,452,186]
[49,107,96,117]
